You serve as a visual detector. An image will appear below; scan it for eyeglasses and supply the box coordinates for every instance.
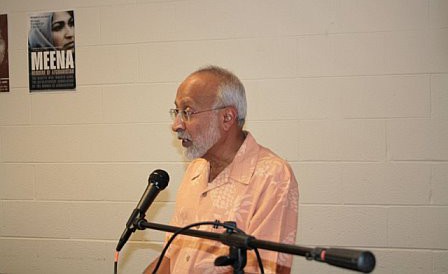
[169,106,227,122]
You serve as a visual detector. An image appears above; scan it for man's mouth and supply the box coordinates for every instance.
[177,133,192,147]
[181,138,192,147]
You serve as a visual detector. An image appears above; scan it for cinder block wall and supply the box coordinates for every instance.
[1,1,447,273]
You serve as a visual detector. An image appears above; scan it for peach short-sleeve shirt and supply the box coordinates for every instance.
[165,132,299,273]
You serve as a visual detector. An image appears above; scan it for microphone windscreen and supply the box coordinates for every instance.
[149,169,170,190]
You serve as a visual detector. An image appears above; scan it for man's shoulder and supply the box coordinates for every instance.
[257,144,289,166]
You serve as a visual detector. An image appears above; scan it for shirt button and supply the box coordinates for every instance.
[202,192,207,197]
[186,255,190,262]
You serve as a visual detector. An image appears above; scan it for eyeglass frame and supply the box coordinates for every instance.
[169,106,228,122]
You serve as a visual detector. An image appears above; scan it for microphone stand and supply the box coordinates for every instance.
[137,219,376,273]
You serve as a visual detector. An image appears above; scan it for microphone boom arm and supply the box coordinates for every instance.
[138,220,376,273]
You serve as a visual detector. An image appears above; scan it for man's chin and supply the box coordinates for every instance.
[184,149,198,161]
[184,147,206,161]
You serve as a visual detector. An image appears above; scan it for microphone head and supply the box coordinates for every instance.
[148,169,169,190]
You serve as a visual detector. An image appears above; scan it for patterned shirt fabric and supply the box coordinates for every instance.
[165,132,299,273]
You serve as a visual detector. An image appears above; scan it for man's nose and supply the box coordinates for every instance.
[171,114,185,132]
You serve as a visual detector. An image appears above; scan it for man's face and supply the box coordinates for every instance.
[178,112,221,160]
[172,73,222,160]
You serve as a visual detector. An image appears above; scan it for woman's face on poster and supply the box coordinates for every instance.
[0,30,5,65]
[51,11,74,50]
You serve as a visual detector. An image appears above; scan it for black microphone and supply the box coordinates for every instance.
[116,169,169,252]
[314,247,376,273]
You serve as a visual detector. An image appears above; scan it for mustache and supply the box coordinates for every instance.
[177,131,191,140]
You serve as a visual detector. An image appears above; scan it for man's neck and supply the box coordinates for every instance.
[204,130,246,182]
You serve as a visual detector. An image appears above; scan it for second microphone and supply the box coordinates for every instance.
[116,169,170,252]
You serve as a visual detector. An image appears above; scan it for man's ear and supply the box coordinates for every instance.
[222,107,237,131]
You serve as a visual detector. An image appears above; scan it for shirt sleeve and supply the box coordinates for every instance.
[245,161,299,274]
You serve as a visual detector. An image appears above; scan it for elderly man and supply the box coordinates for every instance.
[145,66,299,273]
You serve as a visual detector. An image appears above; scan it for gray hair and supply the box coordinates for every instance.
[192,65,247,127]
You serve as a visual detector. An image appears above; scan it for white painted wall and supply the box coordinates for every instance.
[0,0,447,273]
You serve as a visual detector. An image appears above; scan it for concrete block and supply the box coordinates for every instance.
[0,238,114,274]
[293,163,343,204]
[299,120,386,161]
[0,92,30,125]
[382,30,432,74]
[374,249,433,274]
[431,74,448,119]
[342,75,430,118]
[75,7,101,46]
[330,0,428,32]
[300,205,388,247]
[104,1,329,42]
[388,119,448,160]
[0,164,34,200]
[298,77,345,119]
[137,38,298,83]
[100,4,140,45]
[77,45,138,85]
[35,240,110,274]
[434,251,448,274]
[246,77,345,120]
[69,201,135,240]
[298,30,436,77]
[342,163,431,205]
[9,49,28,88]
[5,11,28,51]
[431,164,448,205]
[0,238,40,273]
[245,79,302,121]
[102,83,176,123]
[35,164,104,201]
[1,201,71,238]
[30,86,103,125]
[297,33,386,76]
[428,29,448,72]
[388,207,448,249]
[430,0,448,28]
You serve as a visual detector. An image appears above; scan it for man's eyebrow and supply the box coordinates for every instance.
[175,98,196,109]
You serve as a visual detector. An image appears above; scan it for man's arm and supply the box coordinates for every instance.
[245,161,299,273]
[143,256,170,274]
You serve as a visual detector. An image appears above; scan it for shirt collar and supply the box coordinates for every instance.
[226,131,259,185]
[188,131,259,186]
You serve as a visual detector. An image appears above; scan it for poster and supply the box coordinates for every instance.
[0,14,9,92]
[28,10,76,91]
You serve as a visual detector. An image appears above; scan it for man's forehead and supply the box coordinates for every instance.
[175,73,219,106]
[184,72,219,90]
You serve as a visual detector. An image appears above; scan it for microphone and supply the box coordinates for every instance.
[116,169,169,252]
[314,247,376,273]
